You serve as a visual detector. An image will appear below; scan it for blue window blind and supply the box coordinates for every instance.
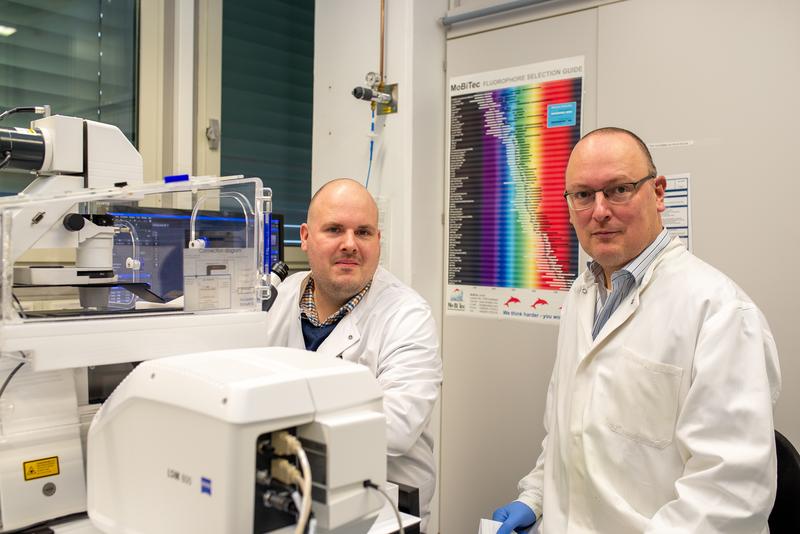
[0,0,138,194]
[221,0,314,246]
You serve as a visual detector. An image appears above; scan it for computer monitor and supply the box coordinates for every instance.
[267,213,284,271]
[107,207,252,309]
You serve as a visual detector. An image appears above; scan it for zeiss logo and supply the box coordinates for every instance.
[201,477,212,496]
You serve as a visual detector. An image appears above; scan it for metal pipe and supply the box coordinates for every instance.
[380,0,385,81]
[441,0,557,27]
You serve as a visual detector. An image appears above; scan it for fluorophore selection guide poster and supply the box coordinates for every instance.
[446,57,583,324]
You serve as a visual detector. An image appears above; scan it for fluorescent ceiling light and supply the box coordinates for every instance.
[0,26,17,37]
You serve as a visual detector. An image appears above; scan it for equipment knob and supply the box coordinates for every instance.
[63,213,85,232]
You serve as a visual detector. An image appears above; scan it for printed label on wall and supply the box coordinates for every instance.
[664,173,691,250]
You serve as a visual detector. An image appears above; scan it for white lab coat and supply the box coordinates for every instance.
[265,266,442,531]
[516,237,781,534]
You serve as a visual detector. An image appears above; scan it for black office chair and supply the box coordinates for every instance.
[769,430,800,532]
[389,480,422,533]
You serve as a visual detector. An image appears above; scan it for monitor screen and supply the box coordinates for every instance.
[267,213,284,271]
[108,207,252,308]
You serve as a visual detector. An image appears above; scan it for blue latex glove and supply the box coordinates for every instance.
[492,501,536,534]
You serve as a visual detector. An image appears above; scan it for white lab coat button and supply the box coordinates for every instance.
[348,335,353,340]
[581,287,588,294]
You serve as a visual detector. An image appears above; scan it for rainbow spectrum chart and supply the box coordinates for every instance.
[446,57,583,324]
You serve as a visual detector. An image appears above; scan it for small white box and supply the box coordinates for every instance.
[479,518,502,534]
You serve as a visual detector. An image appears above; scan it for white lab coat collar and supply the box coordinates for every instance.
[315,314,361,358]
[576,237,686,357]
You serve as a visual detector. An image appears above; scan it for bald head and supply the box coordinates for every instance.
[308,178,379,227]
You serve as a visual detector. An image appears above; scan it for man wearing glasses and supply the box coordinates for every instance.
[492,127,781,534]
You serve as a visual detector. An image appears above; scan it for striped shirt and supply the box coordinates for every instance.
[589,228,671,339]
[299,275,372,327]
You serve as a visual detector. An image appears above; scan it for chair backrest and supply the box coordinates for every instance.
[769,430,800,533]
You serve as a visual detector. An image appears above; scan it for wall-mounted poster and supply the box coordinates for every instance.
[445,57,583,324]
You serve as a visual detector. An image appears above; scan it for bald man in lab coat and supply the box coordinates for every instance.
[265,178,442,532]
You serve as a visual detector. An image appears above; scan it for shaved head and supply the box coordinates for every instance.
[300,178,381,318]
[307,178,379,227]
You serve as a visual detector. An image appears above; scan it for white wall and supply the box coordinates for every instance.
[441,1,800,532]
[312,0,447,530]
[313,0,446,293]
[596,0,800,449]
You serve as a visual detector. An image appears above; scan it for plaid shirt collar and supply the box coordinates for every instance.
[299,275,372,327]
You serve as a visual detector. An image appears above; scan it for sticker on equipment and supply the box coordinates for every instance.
[23,456,60,481]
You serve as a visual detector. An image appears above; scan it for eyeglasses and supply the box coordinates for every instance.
[563,174,656,211]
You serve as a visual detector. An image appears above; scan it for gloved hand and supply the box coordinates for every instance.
[492,501,536,534]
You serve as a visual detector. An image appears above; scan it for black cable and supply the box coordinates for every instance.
[0,360,26,400]
[0,107,39,122]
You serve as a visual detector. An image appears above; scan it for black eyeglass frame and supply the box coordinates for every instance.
[563,173,657,211]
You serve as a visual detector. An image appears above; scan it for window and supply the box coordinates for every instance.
[0,0,138,194]
[220,0,314,246]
